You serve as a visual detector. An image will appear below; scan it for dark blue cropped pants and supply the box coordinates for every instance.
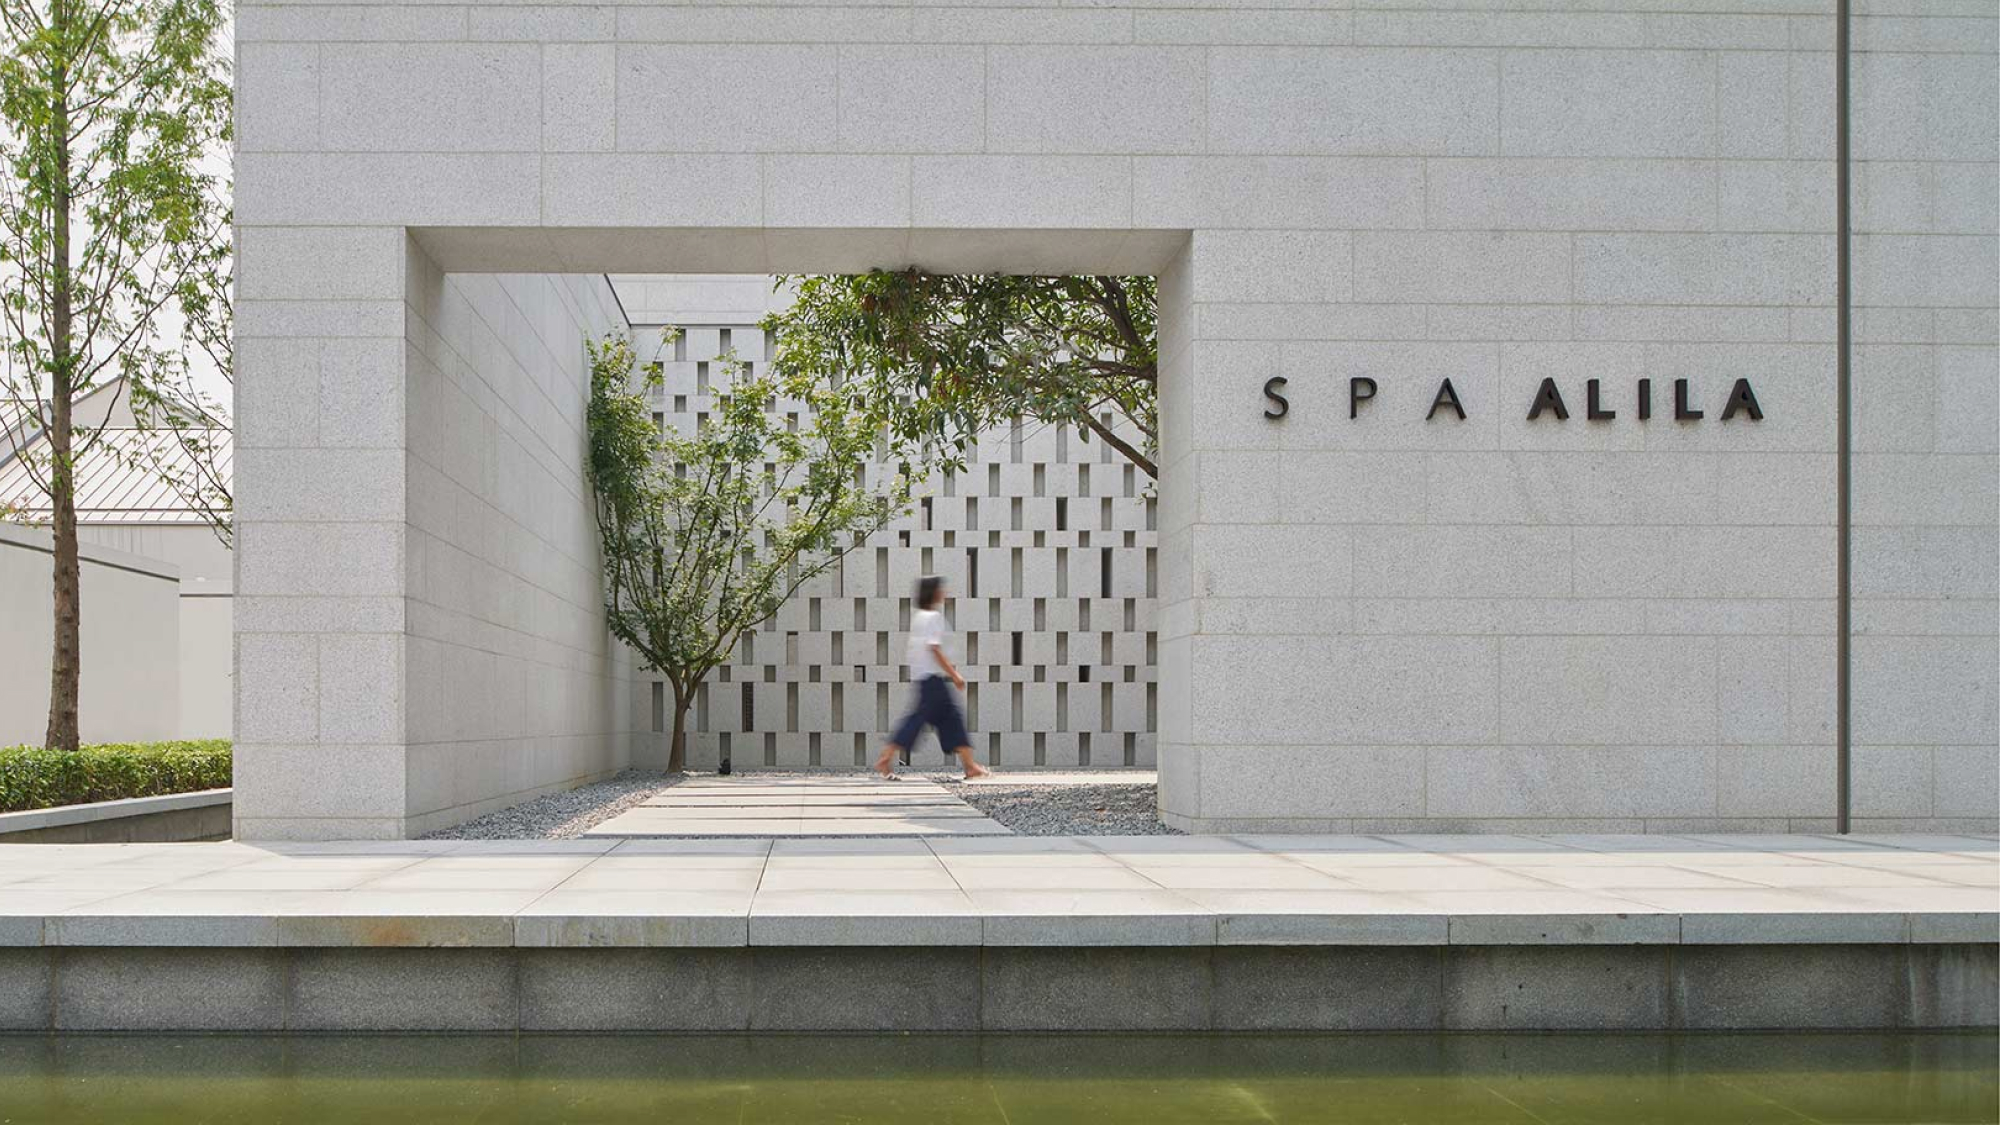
[889,675,971,755]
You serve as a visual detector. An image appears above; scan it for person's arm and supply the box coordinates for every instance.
[929,643,966,691]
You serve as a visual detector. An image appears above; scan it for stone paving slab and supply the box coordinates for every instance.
[0,833,1992,950]
[589,775,1008,837]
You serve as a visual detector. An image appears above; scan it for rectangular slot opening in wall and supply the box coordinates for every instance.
[651,681,664,733]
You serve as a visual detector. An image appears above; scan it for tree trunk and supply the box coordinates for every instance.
[43,2,80,753]
[668,687,691,774]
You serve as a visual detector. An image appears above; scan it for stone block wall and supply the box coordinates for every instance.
[1845,13,1999,830]
[232,0,1996,835]
[233,235,638,839]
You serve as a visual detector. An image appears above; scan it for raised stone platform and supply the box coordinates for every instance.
[2,833,1993,1031]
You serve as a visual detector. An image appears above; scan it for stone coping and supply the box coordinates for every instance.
[0,788,232,835]
[0,832,1992,951]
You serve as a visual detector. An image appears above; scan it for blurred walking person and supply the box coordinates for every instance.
[876,576,990,780]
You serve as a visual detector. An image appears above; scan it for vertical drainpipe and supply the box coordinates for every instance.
[1834,0,1853,833]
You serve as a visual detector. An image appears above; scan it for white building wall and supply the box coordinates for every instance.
[0,524,179,747]
[233,0,1996,837]
[1846,21,1999,831]
[232,242,638,838]
[616,289,1157,770]
[78,524,234,739]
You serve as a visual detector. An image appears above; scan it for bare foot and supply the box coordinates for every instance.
[962,764,992,780]
[873,752,898,779]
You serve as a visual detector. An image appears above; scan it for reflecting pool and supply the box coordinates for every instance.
[0,1032,1993,1124]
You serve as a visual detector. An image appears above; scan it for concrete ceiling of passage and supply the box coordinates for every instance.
[409,227,1190,276]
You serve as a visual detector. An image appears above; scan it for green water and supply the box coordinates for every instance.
[0,1033,1992,1124]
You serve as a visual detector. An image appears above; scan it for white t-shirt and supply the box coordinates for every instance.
[907,609,950,680]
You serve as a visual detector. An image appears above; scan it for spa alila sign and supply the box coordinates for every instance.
[1261,376,1764,423]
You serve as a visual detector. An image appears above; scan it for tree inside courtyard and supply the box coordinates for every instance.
[585,332,908,773]
[763,271,1159,479]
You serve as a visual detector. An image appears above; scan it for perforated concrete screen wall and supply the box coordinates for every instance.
[623,308,1158,773]
[232,0,1997,840]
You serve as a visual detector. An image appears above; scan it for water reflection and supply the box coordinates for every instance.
[0,1032,1992,1124]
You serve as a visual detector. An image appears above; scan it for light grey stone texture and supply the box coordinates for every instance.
[519,949,752,1031]
[1207,47,1498,155]
[543,44,616,153]
[1444,946,1669,1030]
[234,43,320,152]
[1211,947,1444,1030]
[1908,944,2000,1028]
[320,44,541,153]
[233,0,1995,836]
[836,47,983,154]
[1501,50,1717,157]
[748,947,981,1031]
[0,949,51,1030]
[987,46,1204,155]
[1353,232,1572,304]
[54,949,286,1032]
[289,948,517,1031]
[1427,158,1717,231]
[1670,945,1911,1030]
[982,947,1211,1030]
[616,45,835,153]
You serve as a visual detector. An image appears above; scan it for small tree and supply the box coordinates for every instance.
[764,271,1158,478]
[0,0,232,750]
[586,332,908,772]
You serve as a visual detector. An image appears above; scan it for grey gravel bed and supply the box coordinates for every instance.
[421,770,683,840]
[938,780,1179,836]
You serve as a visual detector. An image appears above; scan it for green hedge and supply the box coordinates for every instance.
[0,740,231,814]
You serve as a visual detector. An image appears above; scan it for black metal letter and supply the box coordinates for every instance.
[1527,377,1569,421]
[1349,376,1377,419]
[1637,377,1652,421]
[1674,377,1703,420]
[1427,378,1465,421]
[1263,376,1289,419]
[1721,378,1764,421]
[1586,378,1616,421]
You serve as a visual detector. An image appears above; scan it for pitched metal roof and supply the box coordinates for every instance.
[0,427,232,525]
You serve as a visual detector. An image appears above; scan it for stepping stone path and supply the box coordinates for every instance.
[583,775,1012,837]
